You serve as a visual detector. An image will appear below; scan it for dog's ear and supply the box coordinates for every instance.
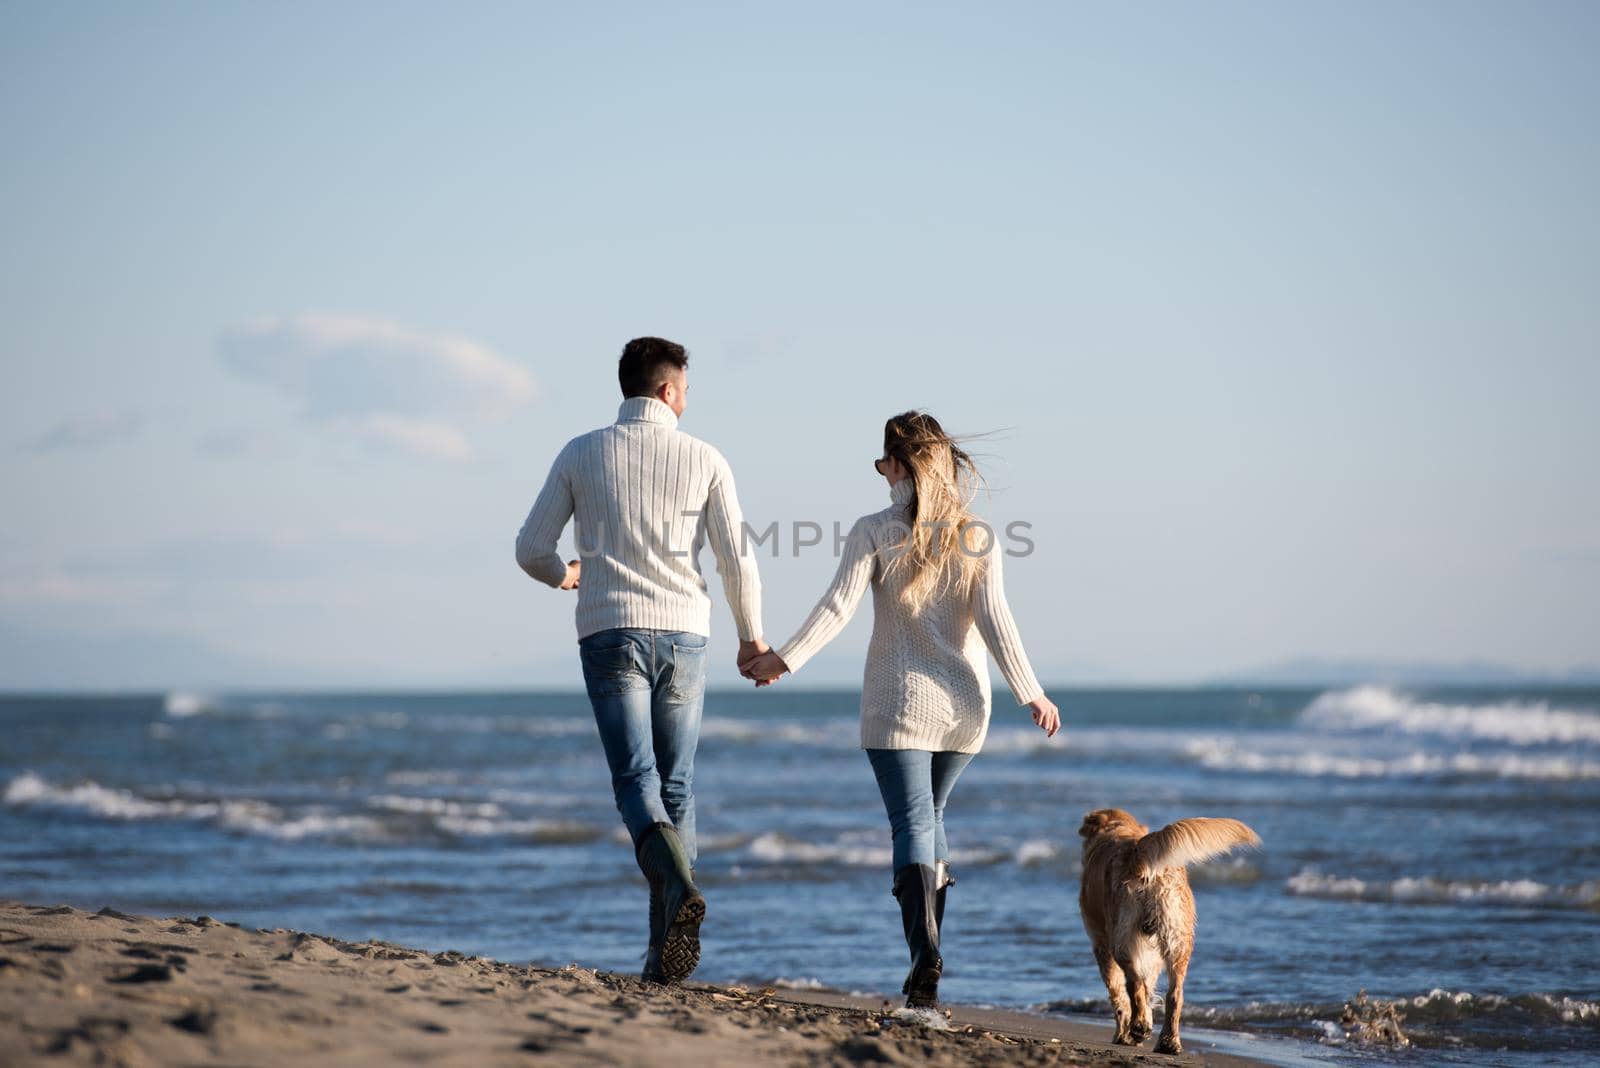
[1078,811,1104,839]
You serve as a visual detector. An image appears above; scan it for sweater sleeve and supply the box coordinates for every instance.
[776,516,875,674]
[702,453,764,641]
[514,443,575,588]
[970,544,1046,706]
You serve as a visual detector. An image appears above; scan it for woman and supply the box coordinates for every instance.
[741,410,1059,1009]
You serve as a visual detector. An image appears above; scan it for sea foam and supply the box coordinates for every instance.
[1302,685,1600,746]
[1184,739,1600,781]
[163,690,213,718]
[1286,868,1600,911]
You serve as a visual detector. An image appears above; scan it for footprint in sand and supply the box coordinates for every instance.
[168,1008,219,1035]
[45,1015,131,1055]
[107,963,174,983]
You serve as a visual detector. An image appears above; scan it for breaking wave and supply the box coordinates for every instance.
[1038,989,1600,1051]
[1302,686,1600,746]
[1162,686,1600,783]
[163,690,213,718]
[162,690,285,720]
[4,771,383,840]
[3,773,605,846]
[1185,738,1600,781]
[1286,868,1600,911]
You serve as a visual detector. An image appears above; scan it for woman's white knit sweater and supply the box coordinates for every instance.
[776,478,1044,753]
[515,396,763,642]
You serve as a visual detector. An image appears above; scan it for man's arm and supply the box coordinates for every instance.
[702,454,764,643]
[515,445,578,588]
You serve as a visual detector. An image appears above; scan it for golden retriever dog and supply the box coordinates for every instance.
[1077,808,1261,1055]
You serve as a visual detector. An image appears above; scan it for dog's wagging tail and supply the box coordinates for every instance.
[1131,817,1261,883]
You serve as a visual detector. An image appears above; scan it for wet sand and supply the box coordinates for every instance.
[0,900,1273,1066]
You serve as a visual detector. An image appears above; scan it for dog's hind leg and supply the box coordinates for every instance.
[1118,949,1154,1045]
[1155,947,1191,1055]
[1093,944,1134,1044]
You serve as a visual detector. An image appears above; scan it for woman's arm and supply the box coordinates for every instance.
[971,543,1046,706]
[767,516,877,676]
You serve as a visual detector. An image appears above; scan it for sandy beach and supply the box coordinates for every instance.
[0,899,1274,1067]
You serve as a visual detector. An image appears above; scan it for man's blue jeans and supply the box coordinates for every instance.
[578,628,708,863]
[866,748,976,871]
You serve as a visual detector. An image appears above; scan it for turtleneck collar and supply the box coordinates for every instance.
[889,477,915,506]
[616,395,679,429]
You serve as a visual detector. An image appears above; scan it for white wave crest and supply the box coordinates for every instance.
[5,771,196,819]
[1287,868,1600,911]
[384,769,462,786]
[698,717,858,747]
[161,691,288,720]
[219,804,386,841]
[433,815,602,842]
[977,726,1066,755]
[1014,839,1061,866]
[1302,686,1600,747]
[343,713,591,737]
[163,690,213,717]
[745,830,1005,869]
[1185,739,1600,781]
[1191,856,1263,885]
[1400,989,1600,1026]
[368,794,503,818]
[748,831,890,867]
[3,772,386,840]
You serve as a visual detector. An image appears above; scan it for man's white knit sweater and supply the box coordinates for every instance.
[776,478,1044,753]
[515,396,763,642]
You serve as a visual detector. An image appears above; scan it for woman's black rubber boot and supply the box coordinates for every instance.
[933,859,954,931]
[635,822,705,983]
[893,863,942,1008]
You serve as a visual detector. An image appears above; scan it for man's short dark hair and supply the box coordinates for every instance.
[618,337,689,398]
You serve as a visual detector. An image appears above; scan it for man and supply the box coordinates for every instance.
[515,336,768,983]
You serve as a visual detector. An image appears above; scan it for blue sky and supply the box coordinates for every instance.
[2,1,1596,690]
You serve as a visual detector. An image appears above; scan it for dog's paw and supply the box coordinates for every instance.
[1113,1031,1138,1046]
[1129,1022,1153,1044]
[1155,1035,1183,1055]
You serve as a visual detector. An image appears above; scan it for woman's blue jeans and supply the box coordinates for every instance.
[578,628,707,862]
[866,748,975,871]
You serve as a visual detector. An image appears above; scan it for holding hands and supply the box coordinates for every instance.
[742,650,789,686]
[737,638,789,688]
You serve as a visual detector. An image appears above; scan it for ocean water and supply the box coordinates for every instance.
[2,685,1597,1066]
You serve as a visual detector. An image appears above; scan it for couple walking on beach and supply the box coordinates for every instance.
[515,337,1059,1007]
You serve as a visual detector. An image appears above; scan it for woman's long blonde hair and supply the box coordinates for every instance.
[881,411,988,613]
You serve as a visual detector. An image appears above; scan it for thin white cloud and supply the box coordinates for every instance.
[22,410,143,452]
[216,313,537,459]
[0,568,163,608]
[343,413,473,462]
